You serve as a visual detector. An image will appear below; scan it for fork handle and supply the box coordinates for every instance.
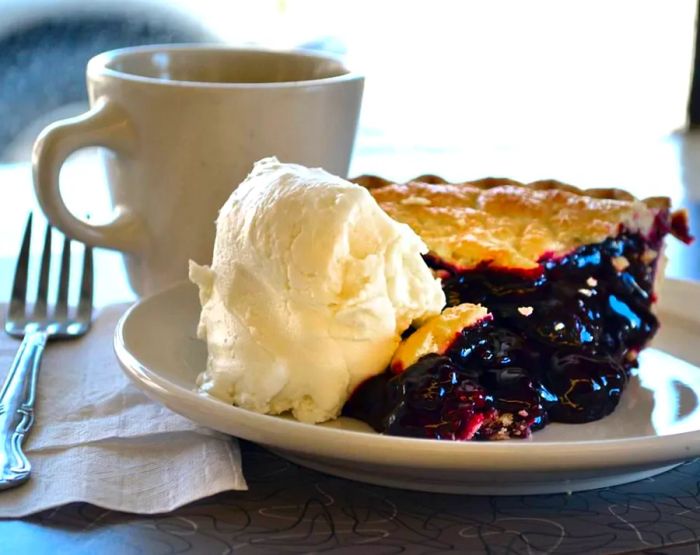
[0,331,47,490]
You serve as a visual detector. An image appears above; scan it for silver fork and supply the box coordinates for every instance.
[0,214,93,490]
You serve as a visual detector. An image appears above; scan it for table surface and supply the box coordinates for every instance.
[1,132,700,554]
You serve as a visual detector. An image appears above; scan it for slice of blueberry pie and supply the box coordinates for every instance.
[343,175,693,440]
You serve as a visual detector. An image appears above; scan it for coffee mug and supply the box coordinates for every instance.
[33,44,364,295]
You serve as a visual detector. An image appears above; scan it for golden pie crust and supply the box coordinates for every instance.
[354,174,678,270]
[390,303,489,373]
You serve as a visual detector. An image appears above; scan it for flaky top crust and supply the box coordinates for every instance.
[353,175,672,270]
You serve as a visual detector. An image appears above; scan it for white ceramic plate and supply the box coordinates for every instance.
[115,279,700,495]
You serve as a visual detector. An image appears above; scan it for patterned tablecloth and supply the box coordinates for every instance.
[2,441,700,554]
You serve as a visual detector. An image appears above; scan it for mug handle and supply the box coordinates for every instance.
[33,98,145,252]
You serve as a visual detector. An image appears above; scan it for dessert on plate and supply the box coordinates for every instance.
[191,159,692,441]
[343,175,692,439]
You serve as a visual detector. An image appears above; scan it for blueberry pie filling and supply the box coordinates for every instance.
[343,318,548,441]
[343,176,692,440]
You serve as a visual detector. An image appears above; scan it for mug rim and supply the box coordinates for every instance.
[87,43,362,89]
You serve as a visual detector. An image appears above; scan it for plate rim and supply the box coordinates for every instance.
[114,278,700,472]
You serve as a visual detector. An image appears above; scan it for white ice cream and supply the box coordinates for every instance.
[189,157,445,423]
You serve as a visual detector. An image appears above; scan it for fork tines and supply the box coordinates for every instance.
[8,215,93,324]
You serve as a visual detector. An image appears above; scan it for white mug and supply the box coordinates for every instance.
[33,44,364,295]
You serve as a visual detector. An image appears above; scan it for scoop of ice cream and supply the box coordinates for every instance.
[190,157,446,424]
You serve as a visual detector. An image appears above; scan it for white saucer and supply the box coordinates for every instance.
[114,279,700,495]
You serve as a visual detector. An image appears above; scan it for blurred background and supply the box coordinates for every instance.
[0,0,696,164]
[0,0,698,282]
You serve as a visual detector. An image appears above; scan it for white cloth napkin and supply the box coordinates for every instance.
[0,303,247,517]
